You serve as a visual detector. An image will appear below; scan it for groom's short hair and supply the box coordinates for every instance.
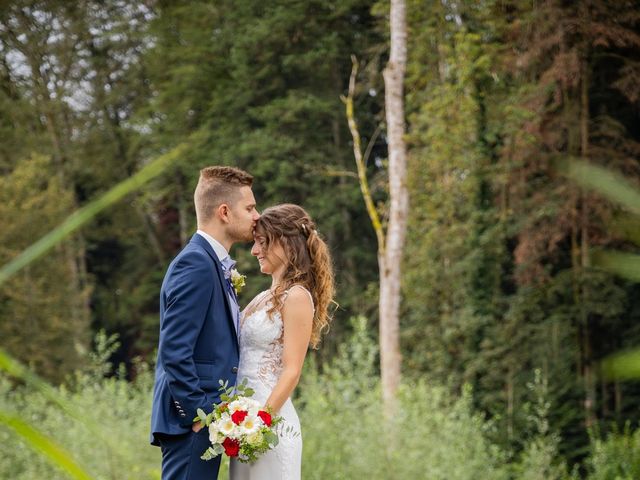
[194,166,253,224]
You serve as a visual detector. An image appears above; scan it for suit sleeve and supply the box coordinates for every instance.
[158,251,214,427]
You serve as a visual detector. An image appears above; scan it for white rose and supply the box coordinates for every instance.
[228,400,247,413]
[208,422,222,444]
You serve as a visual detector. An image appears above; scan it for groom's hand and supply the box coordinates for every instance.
[192,421,204,433]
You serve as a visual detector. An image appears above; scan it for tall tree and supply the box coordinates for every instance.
[344,0,408,409]
[0,1,93,380]
[380,0,408,407]
[0,0,160,370]
[0,154,84,382]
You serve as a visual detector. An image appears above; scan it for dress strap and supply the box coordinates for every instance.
[285,284,315,313]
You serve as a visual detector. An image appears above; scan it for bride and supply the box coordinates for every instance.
[230,204,334,480]
[229,204,335,480]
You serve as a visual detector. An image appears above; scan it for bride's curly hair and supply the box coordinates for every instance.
[255,204,335,348]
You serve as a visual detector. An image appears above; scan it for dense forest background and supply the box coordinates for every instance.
[1,1,640,478]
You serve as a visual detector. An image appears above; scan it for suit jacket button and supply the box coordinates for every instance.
[231,367,238,374]
[180,413,186,417]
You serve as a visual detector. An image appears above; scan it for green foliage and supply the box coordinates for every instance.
[567,160,640,380]
[0,344,159,480]
[0,410,95,480]
[1,0,640,473]
[299,317,511,479]
[515,370,573,480]
[587,425,640,480]
[0,154,88,382]
[0,144,187,287]
[143,0,383,347]
[403,0,502,383]
[401,0,640,463]
[2,324,640,478]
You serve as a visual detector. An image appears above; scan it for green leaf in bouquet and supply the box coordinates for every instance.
[264,429,278,446]
[197,408,207,421]
[201,446,219,461]
[220,394,230,402]
[244,388,255,397]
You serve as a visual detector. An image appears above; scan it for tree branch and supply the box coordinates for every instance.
[341,55,386,254]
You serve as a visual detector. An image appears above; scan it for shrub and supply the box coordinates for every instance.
[298,317,510,480]
[587,424,640,480]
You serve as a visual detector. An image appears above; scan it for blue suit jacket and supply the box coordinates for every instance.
[150,233,239,445]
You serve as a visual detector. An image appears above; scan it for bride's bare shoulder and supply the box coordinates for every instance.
[282,285,314,316]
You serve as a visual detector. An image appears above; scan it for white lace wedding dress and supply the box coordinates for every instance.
[229,286,312,480]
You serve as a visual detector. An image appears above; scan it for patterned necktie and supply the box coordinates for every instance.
[220,256,240,333]
[221,256,236,279]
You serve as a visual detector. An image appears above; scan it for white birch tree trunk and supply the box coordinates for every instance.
[380,0,408,408]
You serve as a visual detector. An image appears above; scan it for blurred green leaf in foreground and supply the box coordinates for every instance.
[567,160,640,380]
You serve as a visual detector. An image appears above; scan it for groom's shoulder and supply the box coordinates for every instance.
[164,246,213,285]
[173,241,210,264]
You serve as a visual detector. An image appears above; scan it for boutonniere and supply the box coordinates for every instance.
[230,269,246,295]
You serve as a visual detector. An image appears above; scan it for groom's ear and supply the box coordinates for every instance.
[216,203,231,224]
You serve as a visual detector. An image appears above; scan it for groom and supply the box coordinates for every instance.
[150,166,259,479]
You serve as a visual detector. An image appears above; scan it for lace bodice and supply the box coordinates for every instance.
[237,286,314,392]
[238,299,285,389]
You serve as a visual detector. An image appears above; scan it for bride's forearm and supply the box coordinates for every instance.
[265,368,301,412]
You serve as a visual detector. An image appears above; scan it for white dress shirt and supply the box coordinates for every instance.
[196,229,229,264]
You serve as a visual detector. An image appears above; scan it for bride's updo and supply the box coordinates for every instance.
[254,204,335,348]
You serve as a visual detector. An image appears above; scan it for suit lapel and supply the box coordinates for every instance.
[191,234,239,348]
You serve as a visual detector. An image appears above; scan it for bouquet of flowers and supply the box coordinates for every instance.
[196,379,282,463]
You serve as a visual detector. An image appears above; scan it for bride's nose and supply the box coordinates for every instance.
[251,242,260,256]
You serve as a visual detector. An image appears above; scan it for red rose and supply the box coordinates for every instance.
[231,410,248,425]
[257,410,272,427]
[222,437,240,457]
